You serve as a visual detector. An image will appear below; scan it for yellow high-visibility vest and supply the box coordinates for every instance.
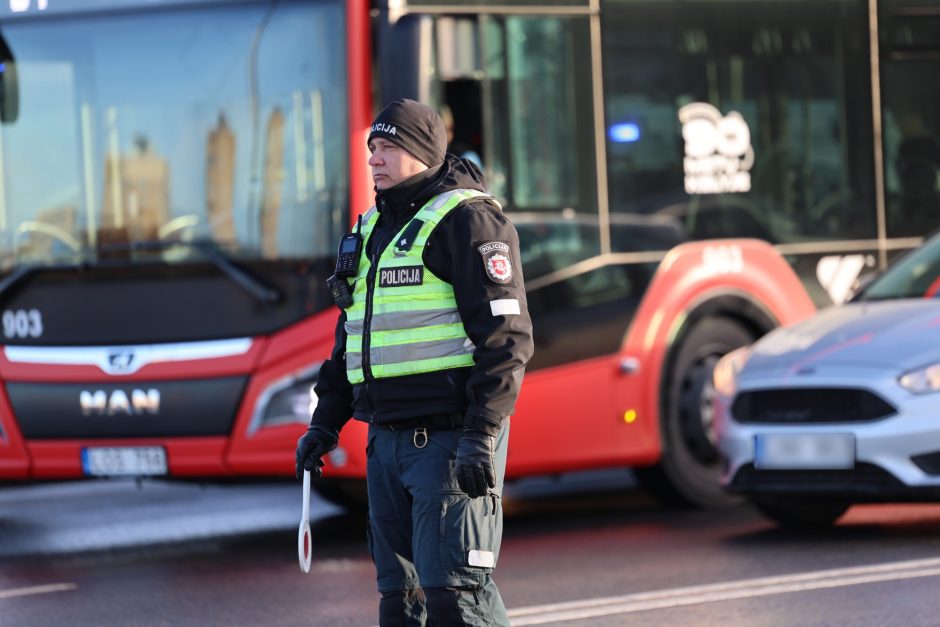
[345,189,492,384]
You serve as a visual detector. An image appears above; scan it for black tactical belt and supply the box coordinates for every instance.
[381,413,463,432]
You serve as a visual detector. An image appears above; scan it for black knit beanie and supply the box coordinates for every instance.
[368,99,447,167]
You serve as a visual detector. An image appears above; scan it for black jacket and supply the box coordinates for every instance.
[310,154,534,436]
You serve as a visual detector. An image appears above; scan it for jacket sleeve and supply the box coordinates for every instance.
[309,310,355,433]
[430,199,534,436]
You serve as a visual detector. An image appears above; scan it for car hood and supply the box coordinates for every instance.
[745,299,940,373]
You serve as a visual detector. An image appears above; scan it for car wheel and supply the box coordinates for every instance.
[752,496,850,528]
[636,316,754,508]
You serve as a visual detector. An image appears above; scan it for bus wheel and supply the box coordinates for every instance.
[313,478,368,511]
[636,317,754,508]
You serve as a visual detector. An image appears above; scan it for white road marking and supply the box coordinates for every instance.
[0,583,77,600]
[507,556,940,625]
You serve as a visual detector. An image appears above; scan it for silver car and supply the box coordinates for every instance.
[714,234,940,527]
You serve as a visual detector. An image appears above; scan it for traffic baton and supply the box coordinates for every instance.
[298,469,312,573]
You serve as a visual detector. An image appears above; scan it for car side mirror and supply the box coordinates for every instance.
[846,271,877,302]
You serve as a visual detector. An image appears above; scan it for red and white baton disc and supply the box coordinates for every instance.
[298,470,312,573]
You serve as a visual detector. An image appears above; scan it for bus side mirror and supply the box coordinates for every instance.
[0,33,18,124]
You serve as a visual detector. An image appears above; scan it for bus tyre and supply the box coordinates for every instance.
[752,496,850,529]
[313,478,368,511]
[636,317,754,508]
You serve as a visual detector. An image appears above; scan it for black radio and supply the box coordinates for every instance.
[334,232,362,277]
[328,216,363,309]
[334,215,363,278]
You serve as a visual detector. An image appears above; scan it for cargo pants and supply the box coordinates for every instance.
[366,418,510,627]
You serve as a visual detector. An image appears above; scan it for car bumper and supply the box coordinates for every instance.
[717,384,940,500]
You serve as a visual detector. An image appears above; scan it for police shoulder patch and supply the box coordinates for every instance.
[477,241,513,284]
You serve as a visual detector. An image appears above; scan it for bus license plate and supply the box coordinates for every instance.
[754,434,854,470]
[81,447,168,477]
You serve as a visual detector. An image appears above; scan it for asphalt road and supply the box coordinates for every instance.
[3,472,940,626]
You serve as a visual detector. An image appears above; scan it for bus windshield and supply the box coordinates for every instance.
[0,0,349,271]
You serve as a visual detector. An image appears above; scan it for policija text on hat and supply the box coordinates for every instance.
[295,99,534,626]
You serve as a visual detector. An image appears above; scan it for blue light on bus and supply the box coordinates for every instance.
[0,63,5,73]
[609,123,640,143]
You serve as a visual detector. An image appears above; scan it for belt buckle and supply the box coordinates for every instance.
[413,427,428,449]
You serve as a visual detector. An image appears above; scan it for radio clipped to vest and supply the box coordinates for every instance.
[327,216,363,309]
[334,216,363,277]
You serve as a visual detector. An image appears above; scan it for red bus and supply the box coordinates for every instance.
[0,0,937,508]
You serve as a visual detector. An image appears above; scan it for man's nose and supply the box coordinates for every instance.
[368,153,382,166]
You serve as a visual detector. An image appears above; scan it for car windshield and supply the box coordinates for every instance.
[859,234,940,300]
[0,0,348,271]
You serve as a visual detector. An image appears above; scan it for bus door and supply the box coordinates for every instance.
[376,2,647,471]
[879,0,940,242]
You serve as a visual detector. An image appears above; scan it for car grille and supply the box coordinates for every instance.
[731,388,896,424]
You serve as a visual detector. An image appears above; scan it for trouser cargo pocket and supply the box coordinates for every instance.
[438,489,503,584]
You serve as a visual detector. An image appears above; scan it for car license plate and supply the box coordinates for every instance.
[81,447,168,477]
[754,434,855,470]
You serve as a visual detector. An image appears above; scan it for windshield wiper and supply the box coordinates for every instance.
[128,239,282,305]
[0,240,282,306]
[199,242,282,304]
[0,263,44,302]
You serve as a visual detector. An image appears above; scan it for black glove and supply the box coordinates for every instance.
[455,430,496,498]
[295,425,339,479]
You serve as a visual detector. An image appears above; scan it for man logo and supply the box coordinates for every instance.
[80,389,160,416]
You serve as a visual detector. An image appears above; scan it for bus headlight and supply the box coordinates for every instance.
[899,362,940,394]
[249,364,321,434]
[713,346,752,398]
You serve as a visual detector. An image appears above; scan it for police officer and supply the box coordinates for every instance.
[296,99,533,626]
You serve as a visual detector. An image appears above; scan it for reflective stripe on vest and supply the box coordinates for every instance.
[344,188,492,384]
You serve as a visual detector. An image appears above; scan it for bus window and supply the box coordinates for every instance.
[0,2,348,269]
[423,13,619,368]
[476,15,619,368]
[496,18,587,211]
[431,14,597,281]
[881,4,940,238]
[379,7,616,366]
[602,0,875,251]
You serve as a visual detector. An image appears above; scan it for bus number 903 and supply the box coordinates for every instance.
[3,309,43,339]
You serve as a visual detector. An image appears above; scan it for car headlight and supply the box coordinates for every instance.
[248,364,321,434]
[899,362,940,394]
[712,345,752,398]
